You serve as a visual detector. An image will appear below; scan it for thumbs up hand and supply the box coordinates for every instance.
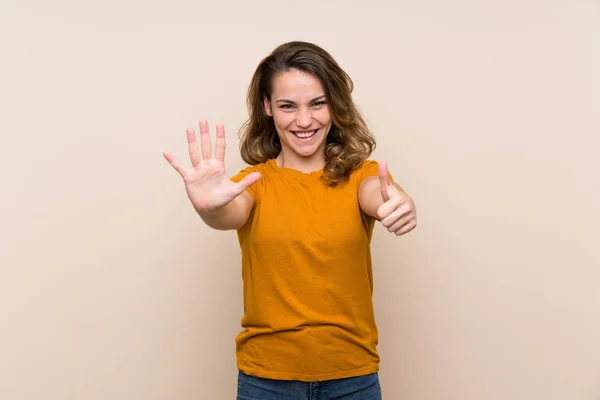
[376,161,417,236]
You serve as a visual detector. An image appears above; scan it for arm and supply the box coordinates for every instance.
[198,190,255,231]
[358,161,417,236]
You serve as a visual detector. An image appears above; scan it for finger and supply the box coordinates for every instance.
[234,172,262,193]
[394,219,417,236]
[215,123,226,162]
[199,119,212,160]
[386,212,415,233]
[186,128,200,166]
[378,161,391,201]
[163,152,186,177]
[381,203,412,228]
[376,197,405,220]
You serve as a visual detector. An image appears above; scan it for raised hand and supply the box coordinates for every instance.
[163,120,261,213]
[376,161,417,236]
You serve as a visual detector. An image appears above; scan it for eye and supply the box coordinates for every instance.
[312,100,327,107]
[279,104,294,110]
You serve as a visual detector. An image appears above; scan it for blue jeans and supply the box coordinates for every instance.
[236,370,382,400]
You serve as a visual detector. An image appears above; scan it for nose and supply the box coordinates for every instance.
[296,108,312,128]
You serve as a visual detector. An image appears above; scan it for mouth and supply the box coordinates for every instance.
[292,129,319,139]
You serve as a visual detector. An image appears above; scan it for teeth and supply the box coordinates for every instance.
[294,129,317,138]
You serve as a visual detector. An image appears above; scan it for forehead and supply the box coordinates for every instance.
[270,69,325,101]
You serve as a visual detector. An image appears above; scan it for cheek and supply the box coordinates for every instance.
[273,112,295,128]
[314,109,332,124]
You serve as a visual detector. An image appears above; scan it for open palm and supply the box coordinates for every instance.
[163,120,261,212]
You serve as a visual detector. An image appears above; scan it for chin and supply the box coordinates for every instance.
[291,139,326,156]
[296,149,321,158]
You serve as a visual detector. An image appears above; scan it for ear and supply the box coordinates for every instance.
[263,96,272,117]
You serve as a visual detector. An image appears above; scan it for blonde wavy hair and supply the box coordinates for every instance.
[238,41,376,186]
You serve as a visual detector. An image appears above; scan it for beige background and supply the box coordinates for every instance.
[1,0,599,399]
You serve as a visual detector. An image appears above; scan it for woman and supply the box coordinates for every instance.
[163,41,417,400]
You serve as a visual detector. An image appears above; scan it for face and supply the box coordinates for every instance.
[264,69,333,163]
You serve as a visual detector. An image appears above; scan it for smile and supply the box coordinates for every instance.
[292,129,319,139]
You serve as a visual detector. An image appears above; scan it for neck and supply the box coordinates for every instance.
[276,150,325,173]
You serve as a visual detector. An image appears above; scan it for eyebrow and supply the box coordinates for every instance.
[275,95,326,104]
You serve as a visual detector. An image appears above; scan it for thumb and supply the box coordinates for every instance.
[378,161,391,201]
[235,172,262,193]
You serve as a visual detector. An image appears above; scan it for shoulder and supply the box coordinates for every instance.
[230,160,275,201]
[231,160,271,182]
[358,159,380,173]
[350,159,380,182]
[351,159,394,189]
